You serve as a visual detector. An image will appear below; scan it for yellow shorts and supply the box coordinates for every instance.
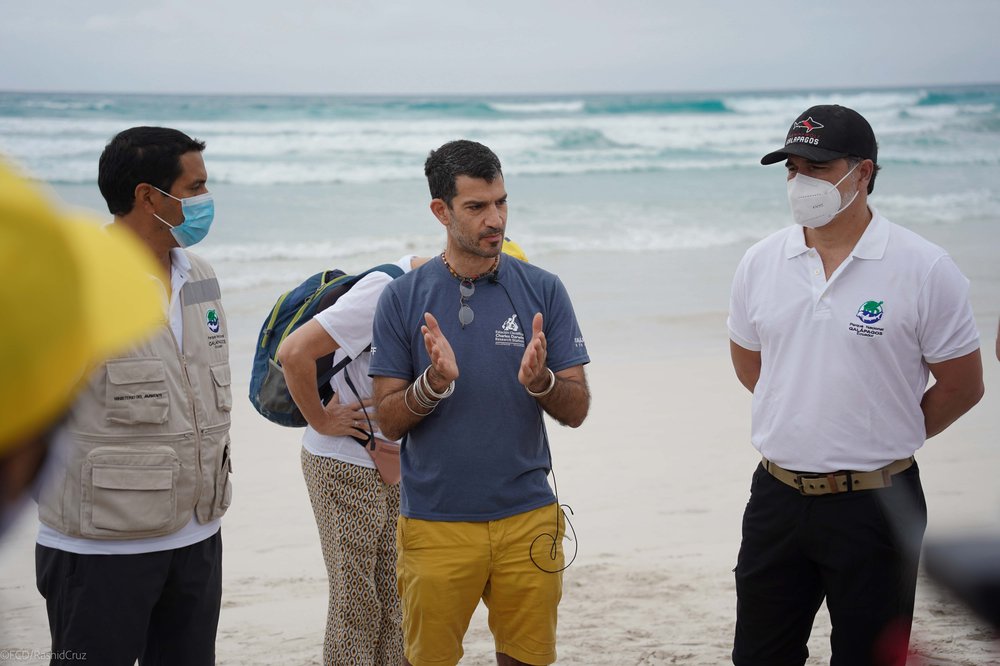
[396,503,565,666]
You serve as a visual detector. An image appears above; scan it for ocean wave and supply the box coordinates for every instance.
[207,157,759,185]
[0,135,106,160]
[723,90,929,116]
[488,100,586,114]
[4,88,999,185]
[874,189,999,224]
[197,236,429,263]
[881,147,1000,166]
[35,148,998,186]
[549,128,631,150]
[2,96,119,114]
[26,99,115,112]
[917,87,1000,107]
[584,96,730,115]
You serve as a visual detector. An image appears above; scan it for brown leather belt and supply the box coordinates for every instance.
[761,456,914,496]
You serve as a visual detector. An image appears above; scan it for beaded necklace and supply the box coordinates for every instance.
[440,252,499,282]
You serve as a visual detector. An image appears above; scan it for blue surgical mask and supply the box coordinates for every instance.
[153,187,215,247]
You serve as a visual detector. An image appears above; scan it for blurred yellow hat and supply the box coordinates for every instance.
[502,236,528,262]
[0,160,165,451]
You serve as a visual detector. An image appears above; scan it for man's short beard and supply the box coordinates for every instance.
[449,220,502,258]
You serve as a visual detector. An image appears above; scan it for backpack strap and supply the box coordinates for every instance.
[343,369,375,449]
[317,351,358,397]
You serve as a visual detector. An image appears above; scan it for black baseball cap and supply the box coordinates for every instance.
[761,104,878,165]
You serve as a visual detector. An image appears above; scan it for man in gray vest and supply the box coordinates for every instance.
[35,127,233,666]
[0,160,164,541]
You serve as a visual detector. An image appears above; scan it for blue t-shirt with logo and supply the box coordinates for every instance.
[370,256,589,521]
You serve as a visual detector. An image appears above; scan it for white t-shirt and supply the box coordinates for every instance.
[728,208,980,472]
[301,256,414,463]
[38,249,221,554]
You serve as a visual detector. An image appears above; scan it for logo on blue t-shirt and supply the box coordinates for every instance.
[495,313,525,347]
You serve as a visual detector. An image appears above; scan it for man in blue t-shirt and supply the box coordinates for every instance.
[371,140,591,666]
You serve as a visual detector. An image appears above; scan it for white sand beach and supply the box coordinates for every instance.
[1,310,998,665]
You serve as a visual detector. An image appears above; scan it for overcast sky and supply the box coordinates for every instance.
[2,0,998,96]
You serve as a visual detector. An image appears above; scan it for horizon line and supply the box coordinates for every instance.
[1,81,999,99]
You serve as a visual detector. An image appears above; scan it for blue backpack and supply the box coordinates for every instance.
[249,263,404,427]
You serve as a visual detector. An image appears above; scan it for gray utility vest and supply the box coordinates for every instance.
[38,251,234,539]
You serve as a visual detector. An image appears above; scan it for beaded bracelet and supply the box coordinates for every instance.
[525,368,556,398]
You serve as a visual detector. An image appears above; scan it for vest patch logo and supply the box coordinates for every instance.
[206,309,221,333]
[856,300,884,325]
[495,313,525,347]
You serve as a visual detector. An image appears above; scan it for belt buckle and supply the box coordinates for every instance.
[794,473,817,495]
[794,472,845,496]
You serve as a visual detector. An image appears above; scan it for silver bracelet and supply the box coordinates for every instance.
[421,366,455,400]
[404,384,435,416]
[525,368,556,398]
[410,378,438,410]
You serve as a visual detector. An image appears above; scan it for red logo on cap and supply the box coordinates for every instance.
[792,117,824,133]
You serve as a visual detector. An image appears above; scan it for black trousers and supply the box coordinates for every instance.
[733,462,927,666]
[35,530,223,666]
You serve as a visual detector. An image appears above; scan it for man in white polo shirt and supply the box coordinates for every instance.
[728,105,984,666]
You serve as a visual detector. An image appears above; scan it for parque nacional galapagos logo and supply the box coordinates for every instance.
[206,309,220,333]
[856,300,884,325]
[848,299,885,338]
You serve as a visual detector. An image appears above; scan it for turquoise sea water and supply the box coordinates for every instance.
[2,86,998,360]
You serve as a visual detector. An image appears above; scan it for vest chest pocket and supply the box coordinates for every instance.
[105,359,170,425]
[81,446,179,537]
[210,363,232,412]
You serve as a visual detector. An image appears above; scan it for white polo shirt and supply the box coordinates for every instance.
[728,207,979,472]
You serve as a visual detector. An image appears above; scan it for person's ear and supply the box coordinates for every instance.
[429,199,450,227]
[857,160,875,190]
[135,183,158,213]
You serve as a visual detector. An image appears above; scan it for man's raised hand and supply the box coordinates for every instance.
[519,313,549,392]
[421,312,459,390]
